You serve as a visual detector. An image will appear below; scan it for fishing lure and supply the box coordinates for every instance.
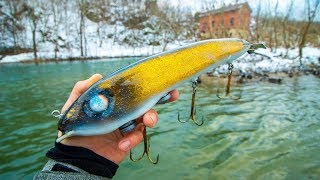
[54,38,264,163]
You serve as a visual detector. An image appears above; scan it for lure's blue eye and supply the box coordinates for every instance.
[83,89,114,118]
[89,95,108,112]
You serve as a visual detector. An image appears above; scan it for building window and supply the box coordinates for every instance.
[230,17,234,27]
[211,20,215,28]
[202,23,207,33]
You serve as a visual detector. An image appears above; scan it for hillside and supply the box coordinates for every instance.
[0,0,319,75]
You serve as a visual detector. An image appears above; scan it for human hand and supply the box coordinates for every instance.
[58,74,179,164]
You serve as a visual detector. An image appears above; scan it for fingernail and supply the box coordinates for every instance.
[149,113,157,127]
[88,74,102,86]
[119,140,130,151]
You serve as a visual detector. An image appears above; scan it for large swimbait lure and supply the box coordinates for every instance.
[56,38,261,143]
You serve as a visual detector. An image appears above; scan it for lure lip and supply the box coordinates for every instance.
[56,130,75,143]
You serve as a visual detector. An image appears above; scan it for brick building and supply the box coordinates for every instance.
[198,2,251,39]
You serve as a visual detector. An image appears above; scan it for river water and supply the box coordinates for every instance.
[0,58,319,179]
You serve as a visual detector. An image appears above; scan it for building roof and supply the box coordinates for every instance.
[199,2,251,17]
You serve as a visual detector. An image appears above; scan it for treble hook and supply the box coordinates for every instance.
[217,63,240,100]
[130,126,159,164]
[178,81,204,126]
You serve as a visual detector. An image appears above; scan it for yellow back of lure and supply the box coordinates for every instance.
[99,38,248,106]
[57,38,250,142]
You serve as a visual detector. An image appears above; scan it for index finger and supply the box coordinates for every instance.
[61,74,103,113]
[168,89,179,102]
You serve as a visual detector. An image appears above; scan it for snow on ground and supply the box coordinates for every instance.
[214,47,320,75]
[0,37,181,64]
[1,43,319,75]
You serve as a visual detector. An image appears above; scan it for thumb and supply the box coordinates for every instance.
[118,124,145,151]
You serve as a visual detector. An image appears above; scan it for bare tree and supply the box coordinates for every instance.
[1,0,28,53]
[298,0,320,65]
[26,1,42,64]
[272,0,279,52]
[52,0,59,60]
[200,0,216,11]
[78,0,89,57]
[281,0,294,57]
[254,0,262,41]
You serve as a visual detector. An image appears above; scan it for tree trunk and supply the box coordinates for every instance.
[32,21,38,64]
[9,1,18,53]
[54,43,58,61]
[255,0,262,41]
[113,24,117,45]
[283,0,294,58]
[80,13,84,57]
[298,0,320,65]
[298,22,310,65]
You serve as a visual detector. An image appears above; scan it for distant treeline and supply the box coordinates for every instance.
[198,0,319,64]
[0,0,319,64]
[0,0,196,62]
[252,0,319,64]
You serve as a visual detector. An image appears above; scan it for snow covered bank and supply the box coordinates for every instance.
[1,45,319,76]
[0,44,160,63]
[0,40,181,63]
[213,47,320,75]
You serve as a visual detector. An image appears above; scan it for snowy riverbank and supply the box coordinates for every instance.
[1,45,319,77]
[212,47,320,76]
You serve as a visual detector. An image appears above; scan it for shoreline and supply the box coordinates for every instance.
[199,68,320,86]
[1,51,319,82]
[0,55,145,64]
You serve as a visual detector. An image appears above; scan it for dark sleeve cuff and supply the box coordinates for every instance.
[46,142,118,178]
